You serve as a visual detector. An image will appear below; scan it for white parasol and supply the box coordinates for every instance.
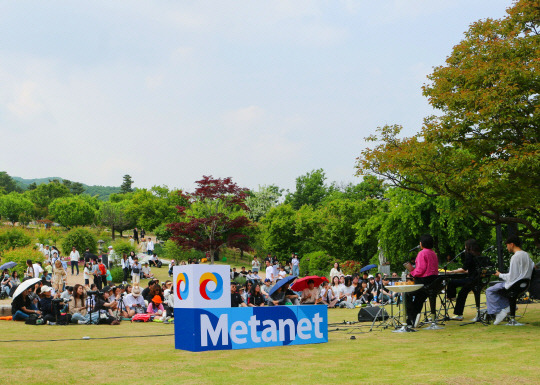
[12,278,41,299]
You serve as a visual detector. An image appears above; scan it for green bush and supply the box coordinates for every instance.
[1,246,45,276]
[154,223,172,242]
[112,239,136,257]
[153,243,164,256]
[61,228,97,255]
[109,267,124,284]
[305,251,333,278]
[0,228,32,252]
[161,240,204,261]
[299,256,310,277]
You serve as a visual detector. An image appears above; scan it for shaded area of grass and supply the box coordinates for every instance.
[1,301,539,385]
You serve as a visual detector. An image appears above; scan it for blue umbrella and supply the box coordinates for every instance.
[0,261,17,270]
[360,264,377,273]
[268,275,297,297]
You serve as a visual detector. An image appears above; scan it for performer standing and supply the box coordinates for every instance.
[404,234,439,327]
[486,235,534,325]
[447,239,481,320]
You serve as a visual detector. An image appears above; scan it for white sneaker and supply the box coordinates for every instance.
[414,313,422,328]
[78,320,87,325]
[451,315,463,321]
[493,306,510,325]
[471,316,478,322]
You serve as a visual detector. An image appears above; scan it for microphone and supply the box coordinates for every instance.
[484,245,496,252]
[408,245,420,252]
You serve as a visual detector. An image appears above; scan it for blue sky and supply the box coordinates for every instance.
[0,0,511,192]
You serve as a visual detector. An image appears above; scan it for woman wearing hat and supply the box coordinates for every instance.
[146,295,165,321]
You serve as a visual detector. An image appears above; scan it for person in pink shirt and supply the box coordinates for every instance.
[147,295,165,321]
[404,234,440,327]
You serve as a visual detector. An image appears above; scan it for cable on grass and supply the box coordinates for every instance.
[0,333,175,343]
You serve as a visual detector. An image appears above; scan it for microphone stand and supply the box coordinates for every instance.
[440,250,465,321]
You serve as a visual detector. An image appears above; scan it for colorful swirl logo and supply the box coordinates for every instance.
[176,273,189,300]
[199,272,224,300]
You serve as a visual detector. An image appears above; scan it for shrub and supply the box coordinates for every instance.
[154,223,172,242]
[161,240,204,262]
[109,267,124,284]
[0,228,32,252]
[61,228,97,255]
[341,260,362,276]
[1,246,44,276]
[305,251,333,278]
[112,239,136,257]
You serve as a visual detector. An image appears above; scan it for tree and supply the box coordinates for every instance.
[49,196,96,228]
[260,204,300,256]
[357,1,540,247]
[245,184,283,222]
[26,182,71,219]
[62,179,85,195]
[0,193,34,225]
[0,171,22,194]
[285,169,333,210]
[168,176,252,263]
[99,201,136,239]
[121,174,134,193]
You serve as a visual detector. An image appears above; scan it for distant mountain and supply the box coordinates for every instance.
[13,176,121,200]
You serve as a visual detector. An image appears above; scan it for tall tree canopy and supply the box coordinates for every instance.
[357,0,540,247]
[168,176,251,263]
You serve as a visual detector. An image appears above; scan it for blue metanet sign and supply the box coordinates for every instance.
[174,305,328,351]
[173,265,328,352]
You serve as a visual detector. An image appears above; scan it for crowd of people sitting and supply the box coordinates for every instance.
[10,277,175,325]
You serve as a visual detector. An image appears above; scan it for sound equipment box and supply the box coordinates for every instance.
[529,269,540,299]
[357,306,389,322]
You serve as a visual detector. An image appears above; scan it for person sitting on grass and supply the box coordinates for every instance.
[247,284,266,307]
[319,281,338,308]
[93,288,120,325]
[70,284,93,324]
[142,262,154,279]
[231,282,247,307]
[147,295,166,321]
[38,285,57,324]
[260,278,273,299]
[124,286,146,317]
[12,287,40,321]
[300,279,320,305]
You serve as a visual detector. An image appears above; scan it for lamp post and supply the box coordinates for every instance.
[98,239,104,255]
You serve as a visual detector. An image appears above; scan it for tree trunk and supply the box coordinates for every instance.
[112,225,116,240]
[210,248,214,264]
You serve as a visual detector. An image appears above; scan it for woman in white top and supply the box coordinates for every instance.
[331,276,343,303]
[319,281,338,308]
[339,276,355,308]
[329,262,343,280]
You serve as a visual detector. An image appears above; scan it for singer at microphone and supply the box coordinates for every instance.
[403,234,440,328]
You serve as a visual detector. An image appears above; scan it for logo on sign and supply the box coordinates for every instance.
[199,272,223,300]
[176,273,190,300]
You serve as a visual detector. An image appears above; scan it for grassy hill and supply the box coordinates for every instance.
[13,176,121,200]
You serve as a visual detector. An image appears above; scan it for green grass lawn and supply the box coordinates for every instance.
[1,294,539,385]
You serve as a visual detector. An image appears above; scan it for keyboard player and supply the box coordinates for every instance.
[446,239,481,321]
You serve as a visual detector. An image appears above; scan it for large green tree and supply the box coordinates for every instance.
[99,201,136,239]
[357,1,540,247]
[26,181,71,219]
[285,169,333,210]
[0,193,34,225]
[49,196,96,228]
[0,171,22,194]
[245,184,283,222]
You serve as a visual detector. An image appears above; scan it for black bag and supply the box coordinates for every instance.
[25,313,41,325]
[132,266,140,274]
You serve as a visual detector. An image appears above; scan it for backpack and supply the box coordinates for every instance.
[131,313,152,322]
[99,263,107,276]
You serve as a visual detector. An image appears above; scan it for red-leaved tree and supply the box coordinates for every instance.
[167,176,252,263]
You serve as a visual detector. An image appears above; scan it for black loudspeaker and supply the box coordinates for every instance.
[101,254,109,268]
[358,307,389,322]
[529,269,540,299]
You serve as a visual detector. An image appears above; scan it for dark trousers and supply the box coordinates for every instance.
[94,275,102,290]
[123,267,130,282]
[71,261,79,275]
[407,275,438,325]
[447,277,476,316]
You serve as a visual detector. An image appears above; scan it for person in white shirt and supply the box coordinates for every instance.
[124,286,146,317]
[329,262,343,280]
[251,256,260,273]
[278,266,287,279]
[32,262,44,279]
[142,263,154,279]
[291,253,300,276]
[265,260,275,282]
[69,246,80,275]
[487,235,535,325]
[43,245,51,260]
[146,238,154,256]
